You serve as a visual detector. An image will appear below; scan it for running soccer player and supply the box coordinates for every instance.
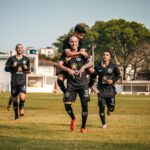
[57,24,94,94]
[88,50,121,128]
[59,35,93,133]
[5,44,30,119]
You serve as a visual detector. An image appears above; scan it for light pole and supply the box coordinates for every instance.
[89,43,96,66]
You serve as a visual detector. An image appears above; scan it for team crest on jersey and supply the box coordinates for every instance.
[71,63,77,70]
[102,76,107,81]
[107,68,113,73]
[23,60,26,65]
[76,57,81,61]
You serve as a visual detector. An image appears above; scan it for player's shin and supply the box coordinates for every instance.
[13,101,19,119]
[65,104,75,120]
[57,79,66,94]
[19,99,25,116]
[81,102,88,129]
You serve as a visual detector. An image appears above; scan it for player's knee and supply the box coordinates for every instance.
[64,104,71,110]
[82,111,88,117]
[12,97,18,102]
[108,106,115,112]
[99,112,105,116]
[64,104,72,114]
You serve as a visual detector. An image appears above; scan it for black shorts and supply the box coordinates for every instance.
[98,85,117,98]
[11,84,27,97]
[98,96,115,112]
[64,84,90,103]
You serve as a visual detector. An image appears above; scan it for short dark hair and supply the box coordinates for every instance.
[103,49,113,57]
[74,24,86,34]
[15,44,22,50]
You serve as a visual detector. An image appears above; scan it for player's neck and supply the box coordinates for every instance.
[16,53,23,60]
[102,61,109,67]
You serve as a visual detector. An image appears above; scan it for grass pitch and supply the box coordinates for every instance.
[0,93,150,150]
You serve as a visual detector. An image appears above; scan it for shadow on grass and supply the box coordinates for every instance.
[0,135,149,150]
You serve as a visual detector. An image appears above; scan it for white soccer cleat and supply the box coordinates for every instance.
[102,124,107,129]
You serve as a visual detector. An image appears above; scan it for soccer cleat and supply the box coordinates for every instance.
[70,118,76,131]
[80,128,87,133]
[19,108,24,116]
[7,105,11,111]
[102,124,107,129]
[15,115,19,120]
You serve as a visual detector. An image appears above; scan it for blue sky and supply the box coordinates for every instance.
[0,0,150,51]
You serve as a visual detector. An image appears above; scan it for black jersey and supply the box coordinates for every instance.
[66,56,88,88]
[5,55,30,85]
[95,61,120,86]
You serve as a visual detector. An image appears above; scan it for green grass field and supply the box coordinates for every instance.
[0,93,150,150]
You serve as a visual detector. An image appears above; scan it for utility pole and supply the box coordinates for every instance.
[90,43,96,66]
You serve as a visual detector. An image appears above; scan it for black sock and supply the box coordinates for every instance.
[8,97,13,105]
[99,109,105,125]
[19,100,25,109]
[88,71,97,87]
[13,101,18,117]
[65,104,75,120]
[57,79,66,94]
[81,101,88,129]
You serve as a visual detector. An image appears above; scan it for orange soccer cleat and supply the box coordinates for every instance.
[70,118,76,131]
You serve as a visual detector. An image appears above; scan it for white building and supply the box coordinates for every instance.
[0,55,10,92]
[38,47,56,57]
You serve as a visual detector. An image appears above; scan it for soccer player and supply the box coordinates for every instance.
[88,50,121,128]
[57,24,94,94]
[59,35,93,133]
[5,44,30,120]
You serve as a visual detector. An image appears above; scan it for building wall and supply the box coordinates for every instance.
[0,59,10,92]
[38,65,55,76]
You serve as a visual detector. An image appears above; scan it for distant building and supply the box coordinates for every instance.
[38,47,57,57]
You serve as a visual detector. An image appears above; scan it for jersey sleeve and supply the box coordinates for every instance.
[112,64,121,82]
[4,57,12,72]
[26,57,30,72]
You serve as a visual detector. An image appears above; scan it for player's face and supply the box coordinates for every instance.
[16,45,24,55]
[75,32,85,40]
[69,36,79,50]
[103,52,111,62]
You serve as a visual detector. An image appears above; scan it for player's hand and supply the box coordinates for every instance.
[107,79,113,84]
[12,62,17,67]
[77,66,85,78]
[68,69,77,79]
[23,65,28,70]
[80,51,89,58]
